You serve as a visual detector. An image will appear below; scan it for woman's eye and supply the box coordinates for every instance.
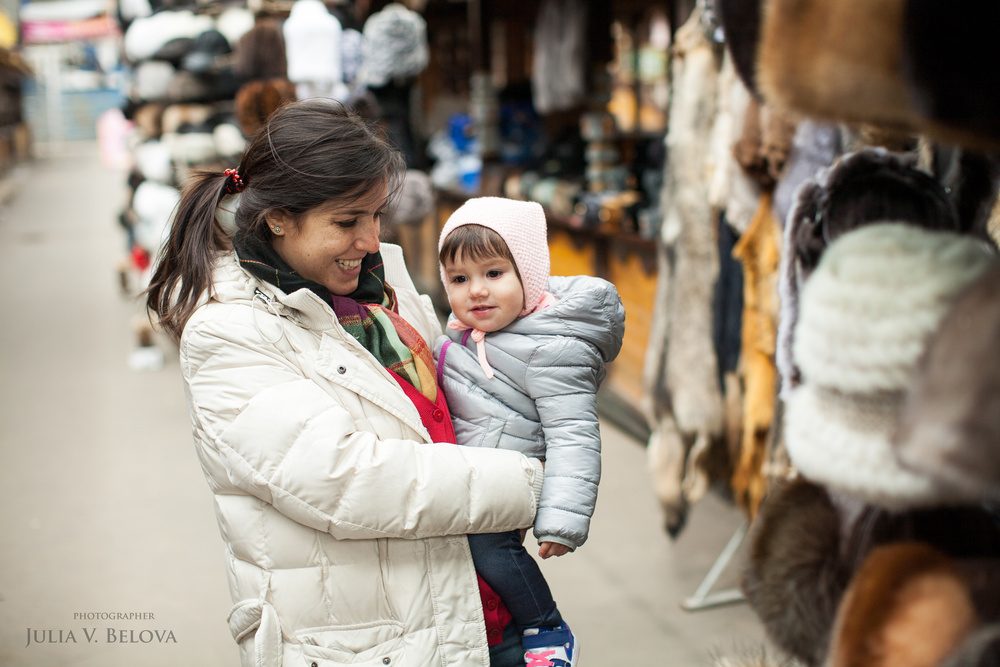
[335,219,357,228]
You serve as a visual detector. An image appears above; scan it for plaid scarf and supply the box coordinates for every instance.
[233,232,437,402]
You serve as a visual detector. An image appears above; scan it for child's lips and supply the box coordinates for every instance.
[470,305,495,317]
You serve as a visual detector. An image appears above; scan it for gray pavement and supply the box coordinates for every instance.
[0,144,769,666]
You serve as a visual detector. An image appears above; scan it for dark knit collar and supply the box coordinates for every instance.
[232,230,386,306]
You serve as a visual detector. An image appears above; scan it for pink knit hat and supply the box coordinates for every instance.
[438,196,550,316]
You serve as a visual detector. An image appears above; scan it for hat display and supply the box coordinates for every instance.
[785,223,995,509]
[438,196,550,316]
[894,263,1000,503]
[181,29,231,75]
[361,3,428,86]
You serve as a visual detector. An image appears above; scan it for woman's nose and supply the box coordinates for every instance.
[355,217,380,252]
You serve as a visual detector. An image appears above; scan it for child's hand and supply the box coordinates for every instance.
[538,542,571,559]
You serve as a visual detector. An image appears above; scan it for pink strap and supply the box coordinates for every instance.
[447,320,494,379]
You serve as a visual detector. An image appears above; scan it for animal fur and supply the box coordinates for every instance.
[826,542,978,667]
[234,18,287,82]
[645,7,725,536]
[741,478,848,666]
[757,0,918,132]
[901,0,1000,148]
[234,78,296,137]
[716,0,764,96]
[894,264,1000,504]
[774,147,962,399]
[730,192,781,519]
[939,624,1000,667]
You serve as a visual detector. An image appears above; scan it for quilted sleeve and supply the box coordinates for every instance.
[522,337,605,549]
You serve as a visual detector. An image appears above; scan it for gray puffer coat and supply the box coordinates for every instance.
[434,275,625,549]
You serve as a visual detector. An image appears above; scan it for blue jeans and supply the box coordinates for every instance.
[469,530,563,629]
[489,620,525,666]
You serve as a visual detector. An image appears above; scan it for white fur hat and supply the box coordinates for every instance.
[785,223,995,509]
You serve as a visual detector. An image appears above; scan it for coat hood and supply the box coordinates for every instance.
[495,275,625,364]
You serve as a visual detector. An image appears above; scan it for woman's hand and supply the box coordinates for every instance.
[538,542,571,559]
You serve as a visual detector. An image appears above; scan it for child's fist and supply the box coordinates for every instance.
[538,542,571,559]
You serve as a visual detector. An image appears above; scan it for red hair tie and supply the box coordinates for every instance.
[223,168,245,194]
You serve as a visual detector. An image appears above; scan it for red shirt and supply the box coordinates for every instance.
[389,370,513,645]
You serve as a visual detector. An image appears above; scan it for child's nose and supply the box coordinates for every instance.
[469,278,488,296]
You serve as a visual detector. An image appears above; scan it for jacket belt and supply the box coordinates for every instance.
[228,597,283,667]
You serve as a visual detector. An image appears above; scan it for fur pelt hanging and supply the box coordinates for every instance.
[644,6,725,537]
[707,50,762,237]
[730,192,781,519]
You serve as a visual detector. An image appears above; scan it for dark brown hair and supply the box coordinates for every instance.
[145,99,405,341]
[439,224,520,281]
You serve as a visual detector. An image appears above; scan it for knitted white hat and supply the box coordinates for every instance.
[785,223,995,509]
[439,196,550,317]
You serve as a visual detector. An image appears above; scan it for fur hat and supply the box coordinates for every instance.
[894,264,1000,503]
[748,0,1000,149]
[741,477,848,666]
[234,19,287,82]
[785,223,995,509]
[826,542,979,667]
[438,196,550,316]
[361,3,429,86]
[283,0,343,84]
[776,147,962,399]
[387,170,434,227]
[234,78,296,137]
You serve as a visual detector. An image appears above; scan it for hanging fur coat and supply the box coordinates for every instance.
[644,6,724,537]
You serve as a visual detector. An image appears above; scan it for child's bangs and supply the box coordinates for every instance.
[440,224,514,266]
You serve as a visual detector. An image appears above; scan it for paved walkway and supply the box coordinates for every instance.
[0,144,768,666]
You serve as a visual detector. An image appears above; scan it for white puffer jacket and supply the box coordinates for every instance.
[179,244,543,667]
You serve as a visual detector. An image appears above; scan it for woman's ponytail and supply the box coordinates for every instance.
[145,170,234,342]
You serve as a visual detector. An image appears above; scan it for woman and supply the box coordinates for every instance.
[146,99,543,666]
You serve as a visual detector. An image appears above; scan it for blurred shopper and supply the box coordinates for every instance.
[145,99,544,667]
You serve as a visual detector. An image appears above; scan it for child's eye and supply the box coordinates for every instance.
[486,269,503,279]
[451,275,467,284]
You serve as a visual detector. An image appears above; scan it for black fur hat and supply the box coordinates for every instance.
[741,478,849,666]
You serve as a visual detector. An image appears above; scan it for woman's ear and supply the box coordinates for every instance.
[265,210,290,236]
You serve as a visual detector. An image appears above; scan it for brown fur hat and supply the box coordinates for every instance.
[826,542,978,667]
[233,18,287,82]
[234,78,296,138]
[894,264,1000,504]
[757,0,917,132]
[741,477,849,666]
